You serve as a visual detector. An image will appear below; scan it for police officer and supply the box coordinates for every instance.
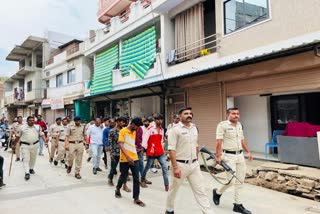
[53,117,68,167]
[9,116,23,161]
[165,107,214,214]
[14,116,47,180]
[213,107,253,214]
[48,117,62,163]
[65,116,86,179]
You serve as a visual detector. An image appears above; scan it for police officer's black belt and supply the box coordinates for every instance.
[223,150,243,154]
[21,140,39,145]
[176,159,197,164]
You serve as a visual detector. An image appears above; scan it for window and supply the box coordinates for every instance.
[224,0,269,34]
[27,81,32,92]
[56,74,63,87]
[67,69,75,84]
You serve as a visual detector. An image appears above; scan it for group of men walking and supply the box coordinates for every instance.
[1,106,253,214]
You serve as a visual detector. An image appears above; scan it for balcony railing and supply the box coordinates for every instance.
[46,82,85,98]
[5,94,25,105]
[173,33,220,63]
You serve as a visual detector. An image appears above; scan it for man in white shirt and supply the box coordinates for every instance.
[86,118,104,174]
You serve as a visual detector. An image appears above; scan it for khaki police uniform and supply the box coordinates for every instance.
[55,124,68,162]
[48,123,61,159]
[11,122,23,159]
[17,124,44,174]
[166,122,214,214]
[66,124,85,174]
[216,120,246,204]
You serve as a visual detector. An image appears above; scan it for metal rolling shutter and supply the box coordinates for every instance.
[226,69,320,97]
[188,83,222,151]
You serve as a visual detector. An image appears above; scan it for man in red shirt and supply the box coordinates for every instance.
[140,114,169,191]
[34,115,47,156]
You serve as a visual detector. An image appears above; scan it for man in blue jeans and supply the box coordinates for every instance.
[140,114,169,191]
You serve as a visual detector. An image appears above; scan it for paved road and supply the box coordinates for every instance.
[0,149,318,214]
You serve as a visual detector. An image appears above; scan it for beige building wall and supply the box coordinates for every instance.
[216,0,320,56]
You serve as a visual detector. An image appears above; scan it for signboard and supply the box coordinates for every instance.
[41,99,51,108]
[51,98,64,110]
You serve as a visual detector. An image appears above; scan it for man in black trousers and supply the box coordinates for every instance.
[0,155,5,188]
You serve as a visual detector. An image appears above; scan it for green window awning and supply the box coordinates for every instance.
[90,44,119,95]
[120,26,156,79]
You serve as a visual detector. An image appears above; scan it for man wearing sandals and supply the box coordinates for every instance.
[108,117,130,192]
[115,117,145,207]
[141,114,169,191]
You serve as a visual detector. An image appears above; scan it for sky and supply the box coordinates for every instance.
[0,0,102,77]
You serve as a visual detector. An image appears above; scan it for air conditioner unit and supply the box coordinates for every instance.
[45,71,50,76]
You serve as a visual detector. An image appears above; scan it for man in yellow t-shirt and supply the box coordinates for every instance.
[115,117,145,207]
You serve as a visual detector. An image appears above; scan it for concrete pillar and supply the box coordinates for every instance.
[25,57,30,68]
[32,52,37,67]
[160,14,175,77]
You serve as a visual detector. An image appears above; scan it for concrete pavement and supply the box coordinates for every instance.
[0,149,318,214]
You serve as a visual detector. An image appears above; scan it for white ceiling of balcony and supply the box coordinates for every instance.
[107,0,133,16]
[6,36,46,61]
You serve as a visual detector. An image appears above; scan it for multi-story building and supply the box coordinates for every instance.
[83,0,320,157]
[83,0,164,119]
[4,32,80,123]
[42,40,92,124]
[4,36,47,122]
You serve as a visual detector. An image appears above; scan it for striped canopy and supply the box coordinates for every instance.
[120,26,156,79]
[90,44,119,95]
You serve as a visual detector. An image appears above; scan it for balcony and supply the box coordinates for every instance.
[86,0,158,55]
[4,94,27,106]
[98,0,136,24]
[173,34,219,63]
[46,82,85,99]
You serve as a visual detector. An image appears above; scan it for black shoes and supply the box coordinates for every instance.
[49,158,53,163]
[75,173,82,179]
[233,204,252,214]
[165,211,174,214]
[87,157,92,162]
[61,159,65,164]
[115,189,122,198]
[15,158,20,162]
[96,167,102,172]
[67,166,72,174]
[93,168,97,175]
[53,160,58,166]
[25,173,30,180]
[213,188,221,205]
[0,178,6,188]
[29,169,35,174]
